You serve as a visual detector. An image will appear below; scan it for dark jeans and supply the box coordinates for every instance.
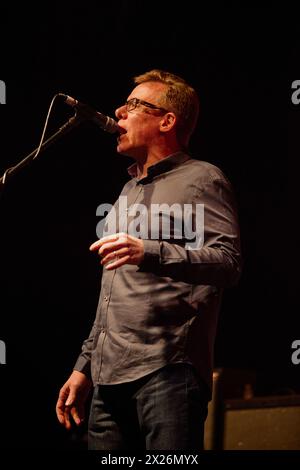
[88,363,209,451]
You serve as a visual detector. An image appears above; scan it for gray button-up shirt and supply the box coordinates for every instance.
[74,152,241,391]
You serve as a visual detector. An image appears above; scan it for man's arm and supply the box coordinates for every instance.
[140,177,242,287]
[73,322,100,377]
[90,177,242,288]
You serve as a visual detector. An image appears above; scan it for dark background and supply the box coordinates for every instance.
[0,3,294,449]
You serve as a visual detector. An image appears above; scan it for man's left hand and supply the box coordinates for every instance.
[89,233,145,270]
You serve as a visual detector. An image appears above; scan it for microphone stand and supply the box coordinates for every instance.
[0,114,82,188]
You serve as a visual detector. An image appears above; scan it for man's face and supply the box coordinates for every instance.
[115,81,167,159]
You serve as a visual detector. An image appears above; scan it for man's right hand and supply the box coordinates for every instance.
[56,370,92,430]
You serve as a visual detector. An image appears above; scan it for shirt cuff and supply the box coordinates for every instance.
[138,239,161,270]
[73,356,92,380]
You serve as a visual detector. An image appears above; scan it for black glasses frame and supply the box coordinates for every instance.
[125,98,167,113]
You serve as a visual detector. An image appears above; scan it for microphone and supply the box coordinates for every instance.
[59,93,120,134]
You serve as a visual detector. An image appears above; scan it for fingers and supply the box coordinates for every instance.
[99,239,128,257]
[56,397,66,426]
[101,246,130,266]
[64,406,72,430]
[89,233,125,251]
[89,233,144,269]
[65,391,75,407]
[57,405,83,429]
[56,389,83,429]
[104,254,130,271]
[56,371,91,430]
[56,386,70,426]
[56,397,72,429]
[62,406,83,429]
[70,405,85,426]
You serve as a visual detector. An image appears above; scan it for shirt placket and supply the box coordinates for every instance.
[97,180,144,382]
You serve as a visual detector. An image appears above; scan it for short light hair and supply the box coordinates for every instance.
[134,69,199,148]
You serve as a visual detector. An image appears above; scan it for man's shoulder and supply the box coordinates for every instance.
[183,157,229,183]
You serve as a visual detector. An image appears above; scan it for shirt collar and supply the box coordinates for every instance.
[127,152,190,181]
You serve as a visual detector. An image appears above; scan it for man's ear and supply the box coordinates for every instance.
[159,112,176,133]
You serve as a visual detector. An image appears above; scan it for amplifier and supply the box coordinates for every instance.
[222,395,300,450]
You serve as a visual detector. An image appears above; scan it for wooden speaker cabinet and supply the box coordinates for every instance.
[222,395,300,450]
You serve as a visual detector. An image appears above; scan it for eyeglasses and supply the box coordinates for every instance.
[125,97,167,113]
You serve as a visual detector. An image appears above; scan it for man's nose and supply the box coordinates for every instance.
[115,104,127,120]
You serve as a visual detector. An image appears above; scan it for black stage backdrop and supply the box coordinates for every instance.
[0,2,295,453]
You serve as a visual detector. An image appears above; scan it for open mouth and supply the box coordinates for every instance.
[117,126,127,142]
[117,133,126,144]
[118,125,127,135]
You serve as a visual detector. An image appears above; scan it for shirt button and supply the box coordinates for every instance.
[104,295,108,302]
